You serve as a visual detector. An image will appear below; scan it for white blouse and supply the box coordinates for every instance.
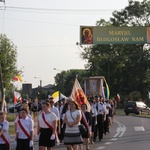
[65,109,81,134]
[0,120,10,144]
[38,112,57,128]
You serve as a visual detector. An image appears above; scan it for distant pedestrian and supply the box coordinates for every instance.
[31,98,39,120]
[93,96,106,142]
[80,103,92,150]
[89,100,97,144]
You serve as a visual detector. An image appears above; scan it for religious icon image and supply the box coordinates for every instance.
[82,27,93,44]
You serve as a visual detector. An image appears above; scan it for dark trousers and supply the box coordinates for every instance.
[16,138,33,150]
[94,114,104,140]
[0,144,9,150]
[58,119,65,141]
[104,114,109,134]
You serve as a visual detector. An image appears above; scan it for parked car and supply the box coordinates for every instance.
[124,101,150,115]
[8,102,21,113]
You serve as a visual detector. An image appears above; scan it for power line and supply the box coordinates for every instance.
[0,6,121,14]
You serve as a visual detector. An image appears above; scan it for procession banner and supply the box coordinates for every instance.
[84,76,104,97]
[71,78,90,111]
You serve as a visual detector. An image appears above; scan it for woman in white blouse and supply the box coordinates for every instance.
[63,99,83,150]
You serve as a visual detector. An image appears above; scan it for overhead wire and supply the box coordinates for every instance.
[0,5,120,14]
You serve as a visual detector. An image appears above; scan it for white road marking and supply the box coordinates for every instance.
[105,142,113,145]
[96,120,126,150]
[118,126,126,137]
[114,124,126,138]
[96,146,106,149]
[113,130,120,137]
[134,126,145,131]
[111,138,118,141]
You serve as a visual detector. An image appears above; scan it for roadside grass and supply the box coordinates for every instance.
[9,125,15,135]
[7,113,16,121]
[7,113,16,135]
[116,109,125,115]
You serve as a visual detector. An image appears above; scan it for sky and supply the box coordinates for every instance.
[0,0,142,89]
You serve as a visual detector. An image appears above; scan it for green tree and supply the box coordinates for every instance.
[81,0,150,100]
[0,34,18,104]
[54,69,89,96]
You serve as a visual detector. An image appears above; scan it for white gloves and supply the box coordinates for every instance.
[14,141,17,149]
[29,140,34,147]
[50,134,55,140]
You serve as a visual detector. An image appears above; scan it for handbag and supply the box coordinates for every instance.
[78,124,87,136]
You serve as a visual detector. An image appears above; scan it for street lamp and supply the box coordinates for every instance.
[34,77,43,99]
[34,77,42,87]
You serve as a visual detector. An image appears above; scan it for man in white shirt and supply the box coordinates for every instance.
[93,96,106,142]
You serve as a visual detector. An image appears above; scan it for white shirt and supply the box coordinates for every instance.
[17,116,34,139]
[93,103,106,115]
[105,103,111,114]
[0,120,10,144]
[14,114,32,123]
[65,109,81,134]
[91,106,97,117]
[50,106,60,120]
[38,112,57,128]
[59,105,64,119]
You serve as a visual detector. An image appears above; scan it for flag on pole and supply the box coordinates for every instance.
[116,93,120,102]
[17,74,23,82]
[51,91,67,103]
[13,76,18,81]
[71,78,90,111]
[13,74,23,82]
[14,91,21,104]
[103,78,110,100]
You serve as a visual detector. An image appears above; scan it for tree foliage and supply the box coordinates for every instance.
[0,34,18,92]
[80,0,150,100]
[54,69,89,97]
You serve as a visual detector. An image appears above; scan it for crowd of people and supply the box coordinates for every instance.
[0,96,117,150]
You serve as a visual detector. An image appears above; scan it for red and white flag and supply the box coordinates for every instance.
[116,93,120,102]
[14,91,21,104]
[70,78,90,111]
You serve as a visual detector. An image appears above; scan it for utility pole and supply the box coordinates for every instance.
[0,62,5,111]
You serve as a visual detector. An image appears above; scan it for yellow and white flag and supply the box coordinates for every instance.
[17,74,23,82]
[52,91,66,103]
